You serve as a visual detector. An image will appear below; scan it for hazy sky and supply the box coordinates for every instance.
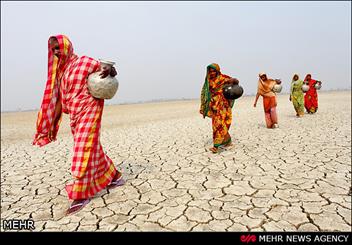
[1,1,351,112]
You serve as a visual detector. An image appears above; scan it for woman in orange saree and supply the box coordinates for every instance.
[33,34,124,215]
[253,73,279,128]
[304,74,319,114]
[200,63,239,153]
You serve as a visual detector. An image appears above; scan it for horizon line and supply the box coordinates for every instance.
[1,88,351,114]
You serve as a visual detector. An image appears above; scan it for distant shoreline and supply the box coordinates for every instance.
[1,89,351,114]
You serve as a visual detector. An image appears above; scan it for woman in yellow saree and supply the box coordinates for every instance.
[200,63,239,153]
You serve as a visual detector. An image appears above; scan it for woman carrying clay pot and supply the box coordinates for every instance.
[33,34,124,215]
[253,72,281,128]
[200,63,239,153]
[304,74,321,114]
[290,74,305,117]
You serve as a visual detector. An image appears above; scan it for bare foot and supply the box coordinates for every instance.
[209,147,218,153]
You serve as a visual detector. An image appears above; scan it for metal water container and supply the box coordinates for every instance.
[223,84,244,100]
[302,83,310,93]
[87,59,119,99]
[272,79,282,93]
[314,81,322,90]
[272,84,282,93]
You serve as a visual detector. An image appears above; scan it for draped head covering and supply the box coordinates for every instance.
[290,73,304,95]
[304,74,312,81]
[33,34,77,146]
[257,72,276,97]
[304,73,319,113]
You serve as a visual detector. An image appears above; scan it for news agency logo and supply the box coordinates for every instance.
[2,219,35,231]
[239,233,350,244]
[240,234,257,243]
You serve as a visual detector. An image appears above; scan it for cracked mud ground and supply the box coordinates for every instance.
[1,91,351,231]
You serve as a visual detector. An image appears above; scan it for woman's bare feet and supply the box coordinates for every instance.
[209,147,218,153]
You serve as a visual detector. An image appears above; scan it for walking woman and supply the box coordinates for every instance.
[200,63,239,153]
[290,74,305,117]
[253,73,280,128]
[33,34,124,215]
[304,74,320,114]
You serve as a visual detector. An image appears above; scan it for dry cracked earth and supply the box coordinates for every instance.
[1,91,351,232]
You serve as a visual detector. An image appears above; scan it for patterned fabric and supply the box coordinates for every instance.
[33,35,74,146]
[200,63,234,147]
[290,74,305,115]
[33,34,118,200]
[304,74,319,113]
